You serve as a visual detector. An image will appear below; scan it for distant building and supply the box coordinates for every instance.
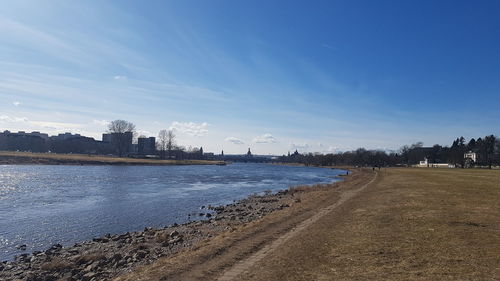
[419,158,429,166]
[247,148,252,157]
[204,152,215,160]
[464,151,477,163]
[0,131,48,152]
[53,132,81,141]
[29,131,49,140]
[138,137,156,155]
[49,134,98,154]
[416,157,454,168]
[102,132,133,156]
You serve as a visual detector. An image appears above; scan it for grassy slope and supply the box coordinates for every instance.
[0,151,223,165]
[239,168,500,280]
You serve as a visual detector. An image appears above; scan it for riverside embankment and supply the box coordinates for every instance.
[0,171,349,281]
[0,151,224,165]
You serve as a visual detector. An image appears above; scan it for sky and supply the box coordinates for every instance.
[1,0,499,155]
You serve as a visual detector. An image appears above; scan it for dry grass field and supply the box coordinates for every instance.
[115,168,499,281]
[239,168,500,280]
[0,151,223,165]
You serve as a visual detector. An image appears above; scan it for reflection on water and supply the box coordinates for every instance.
[0,163,344,261]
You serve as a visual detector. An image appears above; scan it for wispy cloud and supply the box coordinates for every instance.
[169,121,209,137]
[12,101,21,106]
[0,114,28,123]
[253,133,277,144]
[0,114,82,131]
[113,75,127,80]
[225,137,245,145]
[92,119,109,126]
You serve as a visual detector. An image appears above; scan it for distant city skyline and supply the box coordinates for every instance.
[1,1,499,154]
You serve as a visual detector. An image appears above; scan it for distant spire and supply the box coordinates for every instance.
[247,147,252,156]
[221,150,224,156]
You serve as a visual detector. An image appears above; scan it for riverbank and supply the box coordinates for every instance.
[0,151,224,165]
[111,168,500,281]
[0,170,349,281]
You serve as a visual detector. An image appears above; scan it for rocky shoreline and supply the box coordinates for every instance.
[0,183,318,281]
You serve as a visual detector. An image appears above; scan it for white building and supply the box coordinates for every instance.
[464,151,477,163]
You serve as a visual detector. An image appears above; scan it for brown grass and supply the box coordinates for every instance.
[239,168,500,280]
[114,168,500,281]
[0,151,223,165]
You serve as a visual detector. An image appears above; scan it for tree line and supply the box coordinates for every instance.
[277,134,499,168]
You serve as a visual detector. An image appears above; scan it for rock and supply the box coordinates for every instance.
[168,236,183,244]
[16,253,29,262]
[169,230,179,238]
[82,271,97,280]
[205,213,212,218]
[133,250,147,260]
[92,237,109,243]
[84,261,99,272]
[16,244,27,251]
[111,253,122,262]
[154,231,168,243]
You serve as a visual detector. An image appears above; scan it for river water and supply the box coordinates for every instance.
[0,163,344,261]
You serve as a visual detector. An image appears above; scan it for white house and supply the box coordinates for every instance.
[464,151,477,163]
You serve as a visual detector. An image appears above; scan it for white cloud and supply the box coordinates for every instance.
[12,101,21,106]
[137,130,153,137]
[92,119,109,126]
[0,115,28,123]
[113,75,127,80]
[29,121,82,130]
[169,121,209,137]
[225,137,245,145]
[253,133,277,144]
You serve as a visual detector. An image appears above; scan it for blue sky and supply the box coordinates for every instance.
[1,0,499,154]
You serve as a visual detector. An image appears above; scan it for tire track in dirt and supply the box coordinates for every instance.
[217,171,379,281]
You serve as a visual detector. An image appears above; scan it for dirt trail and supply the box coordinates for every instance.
[114,168,375,281]
[217,171,378,281]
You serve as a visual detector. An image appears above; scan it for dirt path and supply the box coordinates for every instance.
[114,168,375,281]
[217,170,378,281]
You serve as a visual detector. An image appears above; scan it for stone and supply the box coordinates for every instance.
[168,236,183,244]
[111,253,122,262]
[82,271,97,280]
[133,250,147,260]
[16,244,27,251]
[169,230,179,238]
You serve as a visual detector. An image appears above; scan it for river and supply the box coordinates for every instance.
[0,163,344,261]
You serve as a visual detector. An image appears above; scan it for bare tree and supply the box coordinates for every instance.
[158,129,175,159]
[107,120,136,157]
